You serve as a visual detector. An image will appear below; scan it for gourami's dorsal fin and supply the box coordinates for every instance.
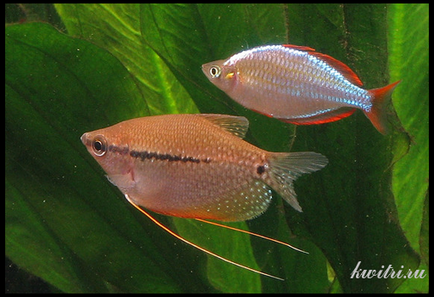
[199,114,249,139]
[282,44,363,87]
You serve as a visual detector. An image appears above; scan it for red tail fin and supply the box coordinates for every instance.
[366,80,401,134]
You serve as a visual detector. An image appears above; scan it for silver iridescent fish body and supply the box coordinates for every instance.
[202,45,400,134]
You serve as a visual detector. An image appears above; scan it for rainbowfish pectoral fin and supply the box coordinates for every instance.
[365,80,401,135]
[199,114,249,139]
[267,152,328,212]
[280,107,356,125]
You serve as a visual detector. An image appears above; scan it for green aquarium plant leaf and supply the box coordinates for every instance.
[387,3,429,293]
[55,3,198,116]
[5,3,428,293]
[137,3,424,293]
[5,22,210,293]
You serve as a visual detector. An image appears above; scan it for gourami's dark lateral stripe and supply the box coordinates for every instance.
[130,150,203,163]
[108,144,207,163]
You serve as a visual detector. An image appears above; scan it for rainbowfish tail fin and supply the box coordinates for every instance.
[267,152,328,212]
[366,80,401,134]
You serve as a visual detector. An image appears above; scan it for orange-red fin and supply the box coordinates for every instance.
[280,108,356,125]
[251,108,274,119]
[365,80,401,134]
[282,44,315,52]
[309,52,363,87]
[282,44,363,87]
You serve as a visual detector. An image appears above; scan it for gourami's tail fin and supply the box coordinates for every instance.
[267,152,328,212]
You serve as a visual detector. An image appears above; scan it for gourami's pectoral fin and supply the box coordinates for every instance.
[199,114,249,139]
[106,171,135,193]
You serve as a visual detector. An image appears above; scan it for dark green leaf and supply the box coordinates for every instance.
[5,22,209,293]
[388,3,429,293]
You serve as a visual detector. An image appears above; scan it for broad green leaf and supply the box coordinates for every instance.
[55,3,198,116]
[55,4,267,293]
[284,4,421,293]
[5,22,210,293]
[388,3,429,293]
[139,4,328,292]
[138,3,422,293]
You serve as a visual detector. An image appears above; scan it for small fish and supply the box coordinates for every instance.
[81,114,327,220]
[202,45,401,134]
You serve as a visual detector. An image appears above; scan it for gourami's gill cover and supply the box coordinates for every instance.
[202,45,400,134]
[81,114,328,279]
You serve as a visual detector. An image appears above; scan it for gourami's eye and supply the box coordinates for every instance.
[209,65,221,78]
[92,136,107,157]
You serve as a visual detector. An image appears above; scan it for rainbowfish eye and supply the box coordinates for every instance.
[92,136,107,157]
[209,66,221,78]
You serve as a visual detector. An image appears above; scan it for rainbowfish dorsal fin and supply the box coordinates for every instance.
[308,52,363,87]
[282,44,363,87]
[199,114,249,139]
[282,44,316,52]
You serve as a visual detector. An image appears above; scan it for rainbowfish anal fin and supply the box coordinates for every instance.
[283,44,363,87]
[199,114,249,139]
[267,152,329,212]
[280,107,356,125]
[124,194,284,281]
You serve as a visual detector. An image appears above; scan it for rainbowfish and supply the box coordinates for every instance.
[202,45,400,134]
[81,114,328,280]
